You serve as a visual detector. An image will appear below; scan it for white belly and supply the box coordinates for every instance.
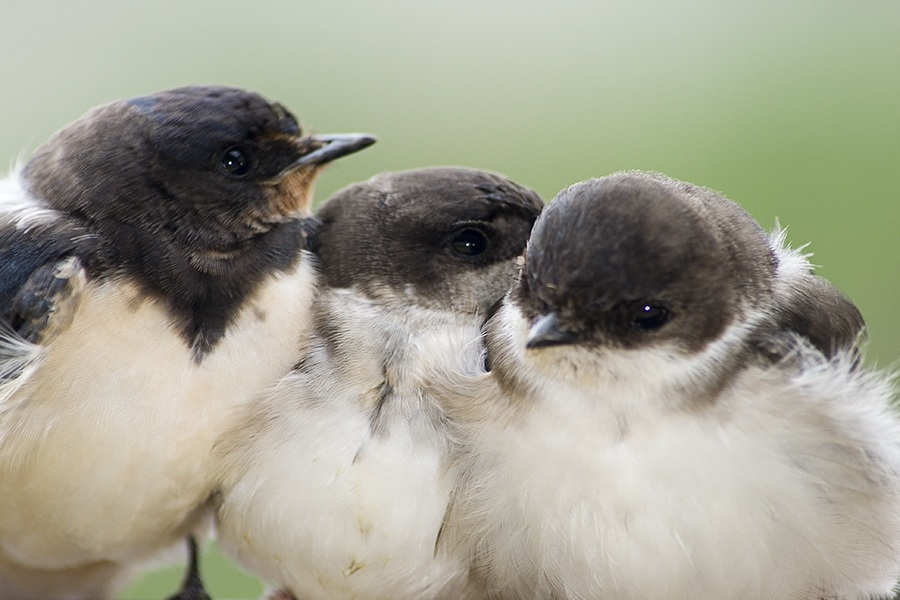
[218,392,466,600]
[462,370,900,600]
[0,257,315,569]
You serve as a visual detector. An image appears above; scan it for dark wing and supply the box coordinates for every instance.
[0,220,94,345]
[755,273,866,364]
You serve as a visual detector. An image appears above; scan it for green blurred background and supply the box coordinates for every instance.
[1,1,898,598]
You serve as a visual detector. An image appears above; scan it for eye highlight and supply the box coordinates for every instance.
[220,147,251,178]
[631,304,671,331]
[448,228,489,257]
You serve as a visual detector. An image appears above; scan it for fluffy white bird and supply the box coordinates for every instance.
[438,171,900,600]
[213,167,543,600]
[0,86,374,599]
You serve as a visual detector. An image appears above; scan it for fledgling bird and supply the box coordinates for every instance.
[0,85,375,599]
[438,171,900,600]
[213,167,544,600]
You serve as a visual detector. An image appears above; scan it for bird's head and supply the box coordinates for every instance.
[23,85,375,270]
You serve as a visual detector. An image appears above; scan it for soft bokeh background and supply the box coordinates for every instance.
[2,1,898,598]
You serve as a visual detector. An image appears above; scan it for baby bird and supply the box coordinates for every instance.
[439,171,900,600]
[0,85,374,599]
[213,167,543,600]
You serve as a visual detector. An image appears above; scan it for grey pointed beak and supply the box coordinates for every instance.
[292,133,377,167]
[525,312,579,349]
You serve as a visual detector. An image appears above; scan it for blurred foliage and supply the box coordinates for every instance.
[1,1,898,598]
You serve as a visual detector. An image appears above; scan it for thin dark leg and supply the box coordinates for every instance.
[164,536,211,600]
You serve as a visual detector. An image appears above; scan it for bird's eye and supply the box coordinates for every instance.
[220,147,251,178]
[449,228,489,257]
[631,304,671,331]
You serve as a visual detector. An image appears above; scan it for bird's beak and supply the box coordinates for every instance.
[525,312,580,349]
[265,133,376,217]
[292,133,377,168]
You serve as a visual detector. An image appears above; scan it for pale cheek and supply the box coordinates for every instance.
[269,169,318,217]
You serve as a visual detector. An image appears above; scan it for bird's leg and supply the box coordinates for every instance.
[164,536,211,600]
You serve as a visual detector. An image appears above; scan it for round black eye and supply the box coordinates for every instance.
[220,147,251,178]
[632,304,671,331]
[449,228,489,257]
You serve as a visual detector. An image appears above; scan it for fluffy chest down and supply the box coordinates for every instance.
[215,296,479,599]
[0,257,315,568]
[221,391,465,600]
[457,363,900,600]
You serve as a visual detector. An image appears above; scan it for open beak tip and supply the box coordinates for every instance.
[294,133,378,168]
[316,131,378,151]
[321,132,378,148]
[525,336,569,350]
[524,338,545,350]
[525,312,578,350]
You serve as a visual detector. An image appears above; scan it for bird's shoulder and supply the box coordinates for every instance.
[0,177,103,346]
[751,233,866,364]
